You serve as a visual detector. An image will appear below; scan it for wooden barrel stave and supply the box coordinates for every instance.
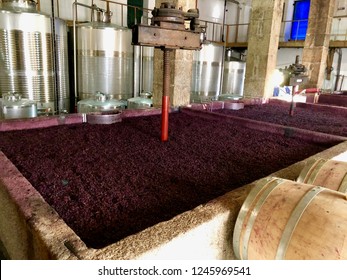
[297,158,347,192]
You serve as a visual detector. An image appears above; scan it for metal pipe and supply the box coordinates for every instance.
[234,4,240,43]
[91,0,95,21]
[221,0,227,42]
[334,48,343,91]
[139,46,143,94]
[73,1,78,108]
[219,0,229,96]
[133,46,140,97]
[106,0,110,13]
[289,85,298,116]
[51,0,58,113]
[52,0,60,18]
[161,49,171,142]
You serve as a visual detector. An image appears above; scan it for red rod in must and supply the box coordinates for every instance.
[161,49,171,142]
[161,95,169,141]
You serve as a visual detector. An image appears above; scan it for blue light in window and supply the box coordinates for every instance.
[290,0,310,40]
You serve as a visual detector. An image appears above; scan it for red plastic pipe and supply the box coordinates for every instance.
[161,49,171,142]
[161,95,169,141]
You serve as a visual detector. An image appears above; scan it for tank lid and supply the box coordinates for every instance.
[2,92,36,107]
[140,91,152,98]
[78,92,127,110]
[0,0,37,12]
[127,96,153,106]
[95,91,108,102]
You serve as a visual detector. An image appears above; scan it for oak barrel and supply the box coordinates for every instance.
[297,158,347,193]
[233,177,347,260]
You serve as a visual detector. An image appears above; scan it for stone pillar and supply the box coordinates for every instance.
[153,0,197,108]
[302,0,336,89]
[243,0,284,99]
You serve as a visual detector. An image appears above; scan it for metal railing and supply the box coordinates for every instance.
[199,19,250,44]
[70,1,347,45]
[100,0,152,27]
[199,16,347,45]
[330,16,347,41]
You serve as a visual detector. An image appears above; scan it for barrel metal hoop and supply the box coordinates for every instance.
[339,173,347,193]
[233,177,283,260]
[297,158,325,184]
[306,159,326,185]
[275,186,325,260]
[233,178,276,259]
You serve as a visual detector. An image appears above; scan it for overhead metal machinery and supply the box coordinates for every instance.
[132,2,205,142]
[280,55,308,116]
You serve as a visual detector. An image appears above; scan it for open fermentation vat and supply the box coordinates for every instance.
[0,101,346,259]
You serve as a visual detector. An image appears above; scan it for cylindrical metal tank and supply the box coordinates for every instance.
[222,60,246,97]
[76,21,134,101]
[0,0,70,114]
[191,43,223,101]
[0,2,54,113]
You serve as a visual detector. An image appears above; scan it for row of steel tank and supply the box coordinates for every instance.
[0,0,245,118]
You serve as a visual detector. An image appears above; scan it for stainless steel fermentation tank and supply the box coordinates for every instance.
[0,0,70,114]
[191,43,245,101]
[75,1,155,103]
[191,43,223,100]
[76,21,134,101]
[223,48,246,97]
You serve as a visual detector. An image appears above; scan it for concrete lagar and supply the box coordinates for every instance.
[0,132,346,259]
[0,106,347,260]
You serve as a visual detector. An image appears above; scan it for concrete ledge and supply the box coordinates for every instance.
[181,107,347,145]
[0,114,84,132]
[0,108,163,132]
[270,98,347,117]
[318,93,347,107]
